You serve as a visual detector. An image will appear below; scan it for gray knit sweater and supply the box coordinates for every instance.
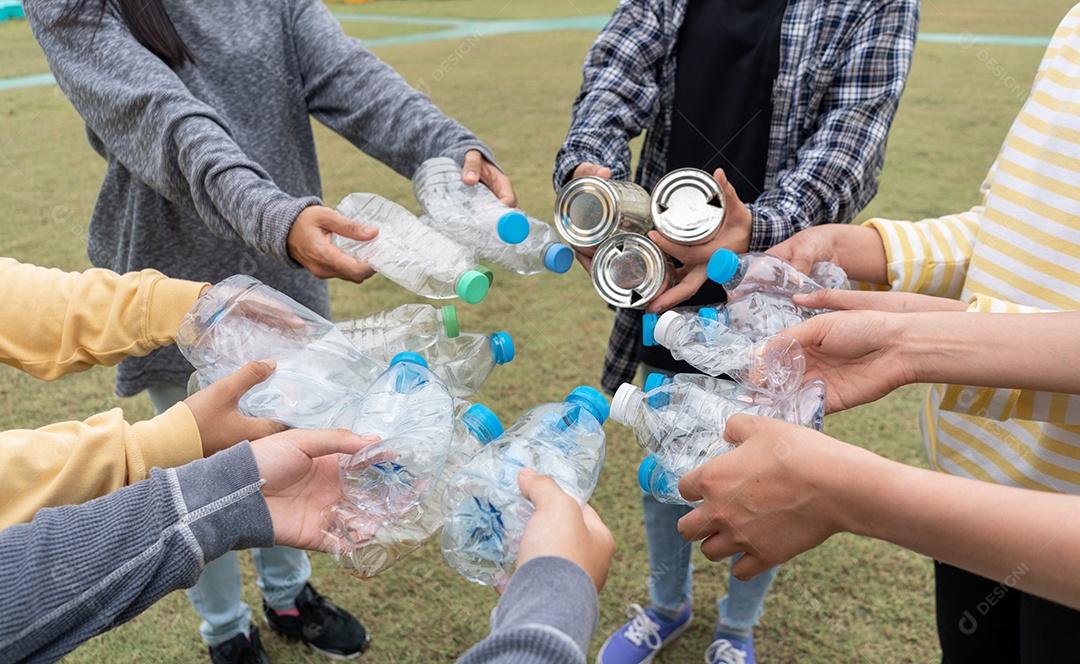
[24,0,492,395]
[0,444,598,663]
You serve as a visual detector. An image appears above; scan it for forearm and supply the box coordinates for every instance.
[0,443,273,662]
[834,450,1080,610]
[832,225,889,284]
[0,258,206,379]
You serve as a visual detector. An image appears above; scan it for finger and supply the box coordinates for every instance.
[676,502,717,540]
[712,168,744,210]
[480,164,517,206]
[730,552,772,581]
[518,469,575,511]
[462,150,482,185]
[647,266,708,313]
[287,428,377,459]
[791,288,865,311]
[572,162,611,179]
[699,532,745,563]
[722,412,759,444]
[320,210,379,242]
[676,466,708,505]
[217,360,276,402]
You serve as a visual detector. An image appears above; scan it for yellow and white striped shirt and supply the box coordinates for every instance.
[867,6,1080,494]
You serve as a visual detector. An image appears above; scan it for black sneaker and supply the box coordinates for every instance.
[264,583,370,660]
[209,625,271,664]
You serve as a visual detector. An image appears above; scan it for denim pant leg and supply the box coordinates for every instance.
[717,554,778,633]
[253,547,312,611]
[642,492,694,615]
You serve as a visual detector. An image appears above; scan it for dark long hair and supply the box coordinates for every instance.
[59,0,194,70]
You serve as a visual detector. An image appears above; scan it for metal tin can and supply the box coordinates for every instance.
[650,168,725,245]
[591,233,675,309]
[554,176,653,248]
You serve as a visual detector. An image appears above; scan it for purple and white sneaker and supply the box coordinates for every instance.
[596,603,693,664]
[704,631,754,664]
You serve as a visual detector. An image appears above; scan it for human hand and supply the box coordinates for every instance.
[287,205,379,282]
[510,469,615,595]
[676,414,856,579]
[793,288,969,314]
[185,360,288,456]
[462,150,517,206]
[647,168,752,313]
[252,428,379,551]
[572,162,612,180]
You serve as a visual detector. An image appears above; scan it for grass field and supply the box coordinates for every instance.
[0,0,1073,661]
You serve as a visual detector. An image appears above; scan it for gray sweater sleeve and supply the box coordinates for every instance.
[455,557,599,664]
[288,0,495,177]
[0,443,274,663]
[23,0,319,267]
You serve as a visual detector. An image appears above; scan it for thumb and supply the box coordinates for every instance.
[731,552,771,581]
[218,360,276,404]
[517,469,569,510]
[462,150,482,184]
[322,209,379,242]
[712,167,744,209]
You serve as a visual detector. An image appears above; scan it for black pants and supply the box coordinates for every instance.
[935,561,1080,662]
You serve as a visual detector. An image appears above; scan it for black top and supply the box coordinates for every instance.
[639,0,788,373]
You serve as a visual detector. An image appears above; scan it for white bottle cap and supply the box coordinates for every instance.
[610,383,643,425]
[652,311,682,348]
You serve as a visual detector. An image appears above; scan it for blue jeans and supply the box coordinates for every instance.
[639,365,778,633]
[148,384,312,646]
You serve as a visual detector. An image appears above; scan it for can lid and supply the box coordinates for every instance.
[591,234,673,309]
[650,168,726,245]
[638,456,660,493]
[699,307,719,322]
[440,305,459,338]
[497,211,530,245]
[544,243,574,274]
[644,372,670,393]
[642,313,658,347]
[609,382,642,425]
[456,269,491,304]
[652,311,682,348]
[567,385,610,424]
[463,403,504,444]
[489,331,515,365]
[553,176,622,248]
[707,249,740,285]
[389,351,428,368]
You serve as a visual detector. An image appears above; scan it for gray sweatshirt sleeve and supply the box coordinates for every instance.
[0,443,274,663]
[455,557,599,664]
[288,0,496,177]
[24,0,320,266]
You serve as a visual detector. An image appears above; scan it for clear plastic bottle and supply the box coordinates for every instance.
[652,309,806,396]
[643,296,810,345]
[412,157,575,275]
[707,249,831,300]
[334,193,492,304]
[419,331,515,397]
[177,275,383,430]
[440,386,609,586]
[326,403,504,579]
[336,304,459,364]
[339,353,455,519]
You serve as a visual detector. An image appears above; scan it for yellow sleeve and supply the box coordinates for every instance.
[0,258,208,380]
[862,208,983,298]
[0,403,203,529]
[937,294,1080,425]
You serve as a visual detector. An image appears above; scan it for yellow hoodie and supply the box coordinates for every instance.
[0,258,208,528]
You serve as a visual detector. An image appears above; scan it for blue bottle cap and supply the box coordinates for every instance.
[642,313,658,347]
[389,351,428,368]
[463,403,504,444]
[638,456,660,493]
[644,372,670,393]
[456,269,491,304]
[489,331,515,365]
[497,211,530,245]
[544,243,574,274]
[706,249,740,285]
[699,307,719,322]
[566,386,610,424]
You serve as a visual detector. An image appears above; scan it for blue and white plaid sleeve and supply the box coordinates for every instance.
[748,0,919,251]
[552,0,668,189]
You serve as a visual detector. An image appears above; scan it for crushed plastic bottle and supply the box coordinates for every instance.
[336,304,459,364]
[326,403,504,579]
[338,353,455,519]
[440,387,609,586]
[412,157,574,275]
[652,309,806,396]
[177,275,383,430]
[707,249,833,300]
[335,193,492,303]
[419,331,515,397]
[643,294,812,345]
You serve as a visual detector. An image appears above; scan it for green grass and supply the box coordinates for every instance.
[0,0,1069,661]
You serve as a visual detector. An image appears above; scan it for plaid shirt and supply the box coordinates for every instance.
[553,0,920,394]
